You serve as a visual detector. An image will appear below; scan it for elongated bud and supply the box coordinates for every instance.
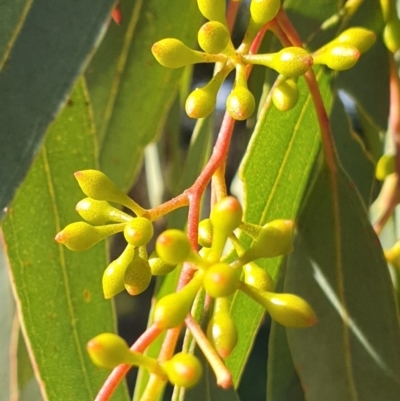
[243,47,313,78]
[74,170,144,215]
[198,21,231,54]
[383,18,400,53]
[226,86,255,121]
[124,255,152,296]
[250,0,281,26]
[208,196,243,263]
[76,198,132,225]
[55,221,125,252]
[87,333,134,369]
[243,263,275,291]
[203,263,240,298]
[207,298,238,358]
[149,251,177,275]
[376,154,395,181]
[272,79,299,111]
[185,67,229,118]
[334,27,376,54]
[237,219,294,265]
[103,245,135,299]
[156,229,191,265]
[197,0,227,26]
[240,283,317,327]
[152,39,208,69]
[153,273,203,329]
[313,44,360,71]
[123,217,154,247]
[161,353,202,388]
[385,241,400,269]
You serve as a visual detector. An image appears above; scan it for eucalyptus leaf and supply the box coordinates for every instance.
[0,0,115,219]
[285,165,400,401]
[2,80,128,401]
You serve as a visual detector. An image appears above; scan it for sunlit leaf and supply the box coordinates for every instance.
[2,80,128,401]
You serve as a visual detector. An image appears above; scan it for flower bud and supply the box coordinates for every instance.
[383,18,400,53]
[198,21,230,54]
[152,39,206,69]
[250,0,281,26]
[313,44,360,71]
[87,333,134,369]
[123,217,154,247]
[243,263,275,292]
[156,229,191,266]
[102,245,135,299]
[203,263,240,298]
[197,0,227,25]
[124,256,152,296]
[76,198,132,225]
[161,353,202,388]
[55,221,125,252]
[272,79,299,111]
[244,47,313,78]
[334,27,376,54]
[149,251,177,275]
[198,218,213,248]
[226,86,256,121]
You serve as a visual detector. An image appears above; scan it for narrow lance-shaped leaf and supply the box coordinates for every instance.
[285,164,400,401]
[227,69,333,386]
[2,79,128,401]
[0,0,115,220]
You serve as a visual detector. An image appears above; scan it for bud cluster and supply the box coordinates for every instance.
[151,0,375,119]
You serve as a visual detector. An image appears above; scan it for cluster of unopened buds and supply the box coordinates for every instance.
[151,0,376,120]
[55,169,317,388]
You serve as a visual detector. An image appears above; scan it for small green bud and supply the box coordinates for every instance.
[153,273,203,329]
[55,221,125,252]
[240,284,317,328]
[123,217,154,247]
[376,154,395,181]
[185,68,229,118]
[102,245,135,299]
[385,241,400,270]
[244,47,313,78]
[198,21,230,54]
[74,170,143,214]
[272,79,299,111]
[243,263,275,292]
[238,219,294,265]
[76,198,132,225]
[149,251,177,275]
[226,86,256,121]
[87,333,133,369]
[152,39,206,69]
[198,218,213,248]
[124,256,152,296]
[161,352,202,388]
[250,0,281,26]
[313,44,360,71]
[383,18,400,53]
[207,299,238,358]
[334,27,376,54]
[210,196,242,234]
[203,263,240,298]
[156,229,191,266]
[197,0,226,25]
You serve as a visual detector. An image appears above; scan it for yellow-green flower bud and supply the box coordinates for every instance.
[272,79,299,111]
[198,21,230,54]
[250,0,281,26]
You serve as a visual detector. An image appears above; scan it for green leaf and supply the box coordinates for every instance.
[2,79,128,401]
[226,70,333,386]
[285,165,400,400]
[86,0,202,191]
[266,264,305,401]
[0,0,33,70]
[0,0,115,219]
